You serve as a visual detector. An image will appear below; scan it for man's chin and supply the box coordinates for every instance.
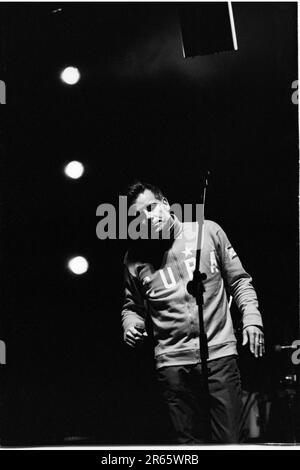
[151,222,162,232]
[149,227,162,238]
[151,224,173,240]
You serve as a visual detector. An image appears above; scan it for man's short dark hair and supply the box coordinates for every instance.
[126,180,165,207]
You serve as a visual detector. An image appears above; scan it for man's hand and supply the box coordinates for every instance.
[125,325,148,348]
[242,326,265,358]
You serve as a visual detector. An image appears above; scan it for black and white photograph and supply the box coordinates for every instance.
[0,1,299,450]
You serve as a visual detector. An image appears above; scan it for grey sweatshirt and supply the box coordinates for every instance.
[121,217,263,369]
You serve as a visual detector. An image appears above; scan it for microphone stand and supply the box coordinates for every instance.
[187,171,211,442]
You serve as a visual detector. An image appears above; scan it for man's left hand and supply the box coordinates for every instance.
[242,326,265,358]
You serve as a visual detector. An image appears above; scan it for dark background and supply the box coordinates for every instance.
[0,2,298,445]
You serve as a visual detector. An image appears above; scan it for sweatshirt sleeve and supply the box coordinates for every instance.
[215,224,263,330]
[121,263,146,339]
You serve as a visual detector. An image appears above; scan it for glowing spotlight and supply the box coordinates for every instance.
[68,256,89,275]
[64,161,85,179]
[60,66,81,85]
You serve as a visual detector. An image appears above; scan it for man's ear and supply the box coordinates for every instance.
[162,197,170,209]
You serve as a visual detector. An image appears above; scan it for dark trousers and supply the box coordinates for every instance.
[156,355,243,444]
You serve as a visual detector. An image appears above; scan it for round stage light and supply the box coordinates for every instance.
[68,256,89,275]
[60,66,81,85]
[64,161,85,179]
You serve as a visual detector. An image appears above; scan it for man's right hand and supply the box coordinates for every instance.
[125,325,148,348]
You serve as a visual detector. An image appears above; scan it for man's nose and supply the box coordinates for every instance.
[143,209,153,220]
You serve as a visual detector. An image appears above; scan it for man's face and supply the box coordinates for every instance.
[132,189,172,235]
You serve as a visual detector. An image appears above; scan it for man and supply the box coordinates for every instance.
[121,181,264,444]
